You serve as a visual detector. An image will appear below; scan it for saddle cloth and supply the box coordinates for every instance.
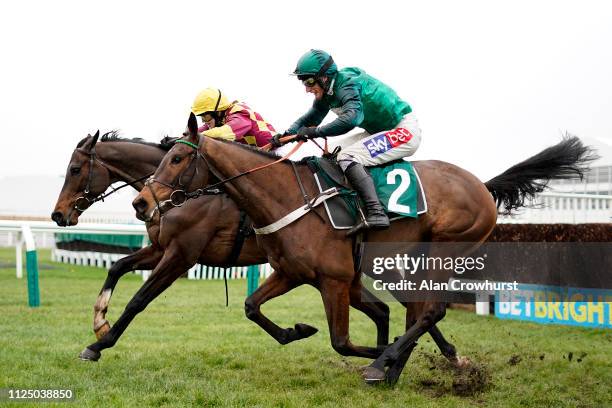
[307,157,428,230]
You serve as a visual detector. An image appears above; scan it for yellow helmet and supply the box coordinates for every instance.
[191,88,231,115]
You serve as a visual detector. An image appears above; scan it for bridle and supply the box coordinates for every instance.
[143,135,304,218]
[70,145,153,216]
[143,138,223,218]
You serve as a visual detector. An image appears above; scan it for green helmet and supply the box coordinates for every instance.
[292,49,338,78]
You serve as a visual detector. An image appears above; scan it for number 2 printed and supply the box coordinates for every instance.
[386,169,411,214]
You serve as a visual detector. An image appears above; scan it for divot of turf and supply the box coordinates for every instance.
[416,351,491,397]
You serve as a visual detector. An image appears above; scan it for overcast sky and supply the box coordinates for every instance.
[1,0,611,186]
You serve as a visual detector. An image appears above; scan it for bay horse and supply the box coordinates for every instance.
[133,113,593,385]
[52,131,416,362]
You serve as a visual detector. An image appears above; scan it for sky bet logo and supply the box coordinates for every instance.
[364,128,413,157]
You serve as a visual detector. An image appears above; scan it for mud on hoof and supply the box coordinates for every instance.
[79,347,101,362]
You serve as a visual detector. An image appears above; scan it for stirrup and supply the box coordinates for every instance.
[346,220,369,237]
[346,217,389,237]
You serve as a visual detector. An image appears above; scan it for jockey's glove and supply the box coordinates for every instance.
[270,133,283,148]
[296,126,319,141]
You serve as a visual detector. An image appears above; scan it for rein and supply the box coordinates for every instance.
[153,133,338,235]
[159,136,305,206]
[186,139,304,200]
[182,135,336,235]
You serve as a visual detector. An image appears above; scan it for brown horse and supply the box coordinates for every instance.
[51,132,400,362]
[133,113,593,385]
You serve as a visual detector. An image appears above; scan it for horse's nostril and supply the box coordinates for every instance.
[51,211,64,224]
[133,198,147,213]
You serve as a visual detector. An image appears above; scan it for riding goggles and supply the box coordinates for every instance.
[301,77,317,87]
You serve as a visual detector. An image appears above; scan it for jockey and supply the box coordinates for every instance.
[283,49,422,235]
[192,88,276,148]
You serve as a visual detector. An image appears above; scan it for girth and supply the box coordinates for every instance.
[222,210,253,267]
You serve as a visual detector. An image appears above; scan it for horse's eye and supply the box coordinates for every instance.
[70,167,81,175]
[172,156,182,164]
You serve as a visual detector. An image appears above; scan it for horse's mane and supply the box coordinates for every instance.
[75,130,175,151]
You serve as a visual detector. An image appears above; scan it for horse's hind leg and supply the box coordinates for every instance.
[363,301,447,384]
[429,326,459,361]
[349,282,390,347]
[403,301,457,362]
[80,248,188,361]
[382,302,457,386]
[383,269,457,359]
[319,277,384,359]
[93,245,163,340]
[244,271,317,344]
[381,302,425,385]
[364,240,478,384]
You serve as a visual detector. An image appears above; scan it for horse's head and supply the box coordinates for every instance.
[132,113,210,222]
[51,131,112,226]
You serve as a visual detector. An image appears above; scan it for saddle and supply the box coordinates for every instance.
[305,156,428,230]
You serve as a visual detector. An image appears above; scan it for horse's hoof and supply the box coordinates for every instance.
[94,321,111,340]
[79,348,101,362]
[294,323,318,339]
[362,366,386,384]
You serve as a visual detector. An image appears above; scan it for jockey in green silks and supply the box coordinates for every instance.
[279,49,422,235]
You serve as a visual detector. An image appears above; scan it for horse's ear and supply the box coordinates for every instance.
[187,112,199,143]
[187,113,198,134]
[91,130,100,148]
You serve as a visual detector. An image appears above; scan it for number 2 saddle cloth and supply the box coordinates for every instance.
[305,156,428,230]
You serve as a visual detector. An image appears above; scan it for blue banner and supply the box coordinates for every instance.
[495,283,612,328]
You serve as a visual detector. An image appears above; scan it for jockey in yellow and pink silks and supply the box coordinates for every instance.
[192,88,277,148]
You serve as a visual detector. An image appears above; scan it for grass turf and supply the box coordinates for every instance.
[0,248,610,407]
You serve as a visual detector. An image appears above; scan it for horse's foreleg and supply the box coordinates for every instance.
[93,245,163,340]
[319,277,384,359]
[349,282,390,347]
[80,250,187,361]
[244,271,316,344]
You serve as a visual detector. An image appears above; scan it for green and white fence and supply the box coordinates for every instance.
[0,221,144,307]
[1,220,269,307]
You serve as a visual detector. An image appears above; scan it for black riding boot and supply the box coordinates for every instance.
[345,163,390,236]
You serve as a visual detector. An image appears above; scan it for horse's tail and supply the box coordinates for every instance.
[485,134,598,214]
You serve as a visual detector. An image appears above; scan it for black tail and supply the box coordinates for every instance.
[485,134,598,214]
